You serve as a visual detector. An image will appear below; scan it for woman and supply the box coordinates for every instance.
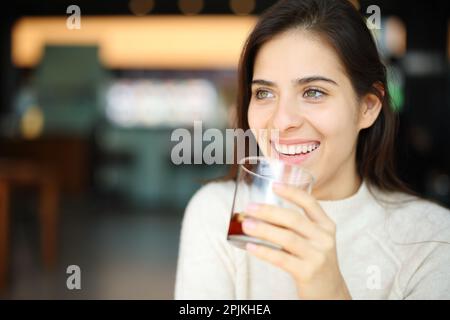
[175,0,450,299]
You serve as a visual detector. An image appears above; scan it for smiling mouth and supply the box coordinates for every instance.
[271,141,321,156]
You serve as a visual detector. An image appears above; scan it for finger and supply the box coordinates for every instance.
[245,241,307,277]
[244,203,324,241]
[242,218,316,258]
[273,183,335,230]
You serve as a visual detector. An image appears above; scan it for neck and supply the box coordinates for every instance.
[312,157,362,201]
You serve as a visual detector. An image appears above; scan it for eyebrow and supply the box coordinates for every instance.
[251,76,338,87]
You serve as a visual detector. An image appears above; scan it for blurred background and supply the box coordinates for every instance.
[0,0,449,299]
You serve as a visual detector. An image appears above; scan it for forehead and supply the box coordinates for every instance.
[253,29,347,82]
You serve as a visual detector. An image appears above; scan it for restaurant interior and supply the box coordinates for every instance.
[0,0,449,299]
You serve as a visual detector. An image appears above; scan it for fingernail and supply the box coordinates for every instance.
[246,243,258,252]
[246,203,259,213]
[242,218,257,231]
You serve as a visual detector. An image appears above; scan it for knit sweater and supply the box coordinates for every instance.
[175,180,450,299]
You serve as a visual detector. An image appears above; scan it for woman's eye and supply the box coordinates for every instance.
[255,89,274,100]
[303,89,325,99]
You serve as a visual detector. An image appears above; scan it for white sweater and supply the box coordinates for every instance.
[175,180,450,299]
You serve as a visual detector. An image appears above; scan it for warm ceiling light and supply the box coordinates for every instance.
[12,16,257,69]
[178,0,203,15]
[21,105,44,140]
[128,0,155,16]
[348,0,360,10]
[447,20,450,61]
[385,16,407,57]
[230,0,255,15]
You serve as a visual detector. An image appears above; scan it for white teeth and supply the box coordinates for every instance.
[273,142,320,155]
[288,145,296,155]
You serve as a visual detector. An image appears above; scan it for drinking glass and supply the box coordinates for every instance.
[227,156,315,250]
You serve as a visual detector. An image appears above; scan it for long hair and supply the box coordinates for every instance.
[222,0,419,200]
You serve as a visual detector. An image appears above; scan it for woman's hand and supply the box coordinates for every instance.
[242,183,352,300]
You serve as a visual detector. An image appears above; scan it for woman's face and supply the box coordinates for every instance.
[248,30,376,198]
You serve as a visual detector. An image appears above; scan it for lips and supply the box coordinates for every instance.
[269,140,320,165]
[272,141,320,155]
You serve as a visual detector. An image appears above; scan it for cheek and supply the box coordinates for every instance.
[315,113,350,137]
[247,105,263,130]
[315,104,360,153]
[247,105,274,154]
[247,107,256,129]
[247,104,275,132]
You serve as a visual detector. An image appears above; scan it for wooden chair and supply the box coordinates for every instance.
[0,160,59,291]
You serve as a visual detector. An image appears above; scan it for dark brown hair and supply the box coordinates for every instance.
[224,0,419,200]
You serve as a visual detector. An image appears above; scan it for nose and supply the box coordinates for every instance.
[270,95,304,132]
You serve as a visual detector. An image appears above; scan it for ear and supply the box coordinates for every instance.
[358,83,384,130]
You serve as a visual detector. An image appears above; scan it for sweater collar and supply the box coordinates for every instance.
[317,180,373,215]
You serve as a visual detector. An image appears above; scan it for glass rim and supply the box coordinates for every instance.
[237,156,315,186]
